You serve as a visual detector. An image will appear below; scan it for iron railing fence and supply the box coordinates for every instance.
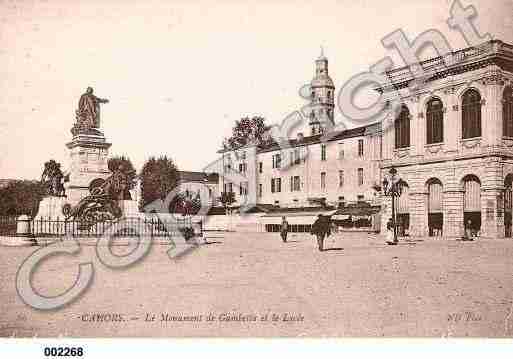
[0,216,201,239]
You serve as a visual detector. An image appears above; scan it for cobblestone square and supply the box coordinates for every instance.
[1,232,513,337]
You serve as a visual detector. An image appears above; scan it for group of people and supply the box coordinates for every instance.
[279,215,402,250]
[280,214,333,252]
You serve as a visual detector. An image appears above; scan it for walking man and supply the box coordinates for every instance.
[280,216,289,243]
[311,214,331,251]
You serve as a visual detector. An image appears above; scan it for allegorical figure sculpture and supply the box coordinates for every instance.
[62,165,129,224]
[40,159,66,197]
[72,87,109,135]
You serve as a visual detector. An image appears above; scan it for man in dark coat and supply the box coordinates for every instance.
[280,216,289,243]
[310,214,331,251]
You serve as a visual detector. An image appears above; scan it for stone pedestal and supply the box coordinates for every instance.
[1,215,37,246]
[35,196,68,219]
[65,130,111,207]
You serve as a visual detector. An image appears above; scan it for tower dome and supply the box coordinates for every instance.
[311,47,335,89]
[309,47,335,135]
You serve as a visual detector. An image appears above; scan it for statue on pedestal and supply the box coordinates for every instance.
[72,87,109,135]
[40,159,66,197]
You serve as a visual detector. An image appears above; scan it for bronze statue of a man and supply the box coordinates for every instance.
[75,87,109,132]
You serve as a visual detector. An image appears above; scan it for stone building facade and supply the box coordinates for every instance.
[213,40,513,238]
[217,53,382,213]
[378,40,513,239]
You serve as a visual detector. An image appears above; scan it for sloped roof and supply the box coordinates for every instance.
[256,122,380,154]
[178,171,219,184]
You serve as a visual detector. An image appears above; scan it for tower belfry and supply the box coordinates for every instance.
[309,47,335,135]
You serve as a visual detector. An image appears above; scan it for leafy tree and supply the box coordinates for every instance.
[223,116,270,149]
[139,155,179,211]
[108,155,137,190]
[0,180,46,217]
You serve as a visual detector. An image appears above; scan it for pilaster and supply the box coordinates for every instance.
[409,192,428,237]
[442,189,465,238]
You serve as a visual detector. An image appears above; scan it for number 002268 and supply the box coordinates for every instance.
[43,347,84,357]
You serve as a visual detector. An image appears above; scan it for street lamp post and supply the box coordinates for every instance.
[382,166,405,244]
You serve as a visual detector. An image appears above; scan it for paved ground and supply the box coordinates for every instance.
[1,232,513,337]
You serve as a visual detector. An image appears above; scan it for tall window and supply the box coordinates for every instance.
[272,154,281,169]
[224,182,233,194]
[357,168,364,186]
[503,86,513,137]
[290,176,301,192]
[321,144,327,161]
[294,148,301,164]
[239,182,248,196]
[271,178,281,193]
[462,89,482,139]
[426,98,444,144]
[339,170,344,188]
[338,142,344,159]
[395,105,410,148]
[320,172,326,190]
[258,184,262,198]
[259,162,263,173]
[358,139,364,157]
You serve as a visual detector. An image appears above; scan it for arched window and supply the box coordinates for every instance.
[395,105,410,149]
[463,175,481,212]
[462,89,482,139]
[427,178,443,213]
[426,98,444,144]
[503,86,513,137]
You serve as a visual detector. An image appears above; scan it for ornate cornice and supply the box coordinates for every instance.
[480,71,505,86]
[377,40,513,93]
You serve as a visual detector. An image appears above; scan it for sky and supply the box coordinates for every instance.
[1,0,512,180]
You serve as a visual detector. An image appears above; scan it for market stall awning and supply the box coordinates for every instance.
[334,203,381,216]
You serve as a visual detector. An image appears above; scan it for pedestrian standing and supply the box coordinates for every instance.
[386,217,395,243]
[464,219,474,241]
[280,216,289,243]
